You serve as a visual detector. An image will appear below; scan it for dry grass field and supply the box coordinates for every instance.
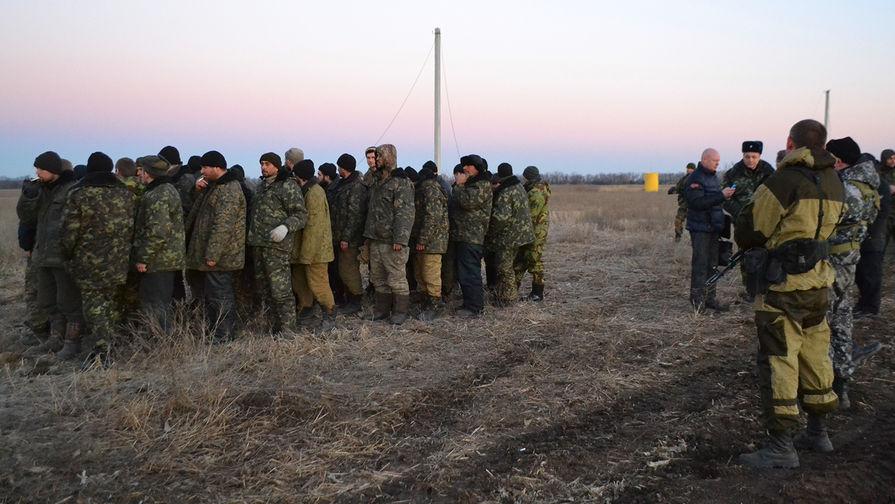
[1,185,893,503]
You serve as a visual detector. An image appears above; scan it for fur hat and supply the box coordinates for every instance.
[337,153,357,172]
[497,162,513,178]
[376,144,398,170]
[826,137,861,166]
[201,150,227,170]
[34,151,63,174]
[87,152,114,174]
[741,141,763,154]
[422,160,438,174]
[460,154,484,172]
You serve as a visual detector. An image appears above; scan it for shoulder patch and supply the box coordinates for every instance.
[690,183,702,189]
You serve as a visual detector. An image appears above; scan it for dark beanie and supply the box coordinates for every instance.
[523,165,540,180]
[453,163,463,175]
[158,146,182,166]
[201,150,227,169]
[231,164,246,181]
[73,164,87,180]
[34,151,63,174]
[259,152,282,169]
[422,160,437,173]
[686,162,696,170]
[460,154,484,171]
[880,149,895,163]
[405,166,419,182]
[419,167,435,180]
[497,162,513,178]
[826,137,861,166]
[295,159,315,180]
[741,141,763,154]
[86,152,114,173]
[187,155,202,173]
[337,153,357,172]
[319,162,337,180]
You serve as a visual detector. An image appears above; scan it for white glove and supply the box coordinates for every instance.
[269,225,288,243]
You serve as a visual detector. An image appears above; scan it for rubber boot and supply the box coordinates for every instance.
[319,308,336,332]
[853,341,882,368]
[390,294,409,325]
[298,306,317,328]
[418,296,440,322]
[833,376,850,410]
[372,292,392,321]
[528,283,545,302]
[794,414,834,453]
[738,430,800,469]
[25,320,65,357]
[55,322,82,361]
[337,295,362,316]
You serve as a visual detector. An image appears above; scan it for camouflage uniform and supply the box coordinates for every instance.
[132,171,186,333]
[248,169,307,331]
[487,176,534,306]
[410,172,449,301]
[185,170,247,341]
[453,165,493,313]
[515,177,550,290]
[62,171,136,352]
[330,170,368,297]
[826,157,879,382]
[669,173,690,240]
[120,175,145,198]
[722,160,775,219]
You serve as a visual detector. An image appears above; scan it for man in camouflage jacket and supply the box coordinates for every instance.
[132,155,186,334]
[61,152,136,361]
[452,154,492,316]
[823,138,880,409]
[185,150,246,342]
[363,144,415,324]
[410,166,449,319]
[668,163,695,241]
[515,165,551,301]
[331,153,368,315]
[248,153,307,333]
[486,164,534,307]
[116,157,145,197]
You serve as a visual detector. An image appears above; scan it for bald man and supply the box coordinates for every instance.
[684,148,735,312]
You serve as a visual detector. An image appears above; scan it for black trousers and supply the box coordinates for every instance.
[203,270,236,341]
[689,231,719,304]
[139,271,175,333]
[456,242,485,313]
[855,250,884,314]
[37,266,83,326]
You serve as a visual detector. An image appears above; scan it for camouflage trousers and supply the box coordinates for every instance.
[80,284,125,351]
[253,246,297,331]
[755,288,838,433]
[494,246,521,306]
[828,251,859,381]
[674,206,687,237]
[369,241,410,296]
[514,239,546,287]
[24,255,48,333]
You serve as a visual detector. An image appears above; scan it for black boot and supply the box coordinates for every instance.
[390,294,410,325]
[298,306,317,328]
[833,376,850,410]
[794,414,834,453]
[337,295,362,316]
[372,293,392,321]
[319,308,336,332]
[25,320,65,357]
[738,430,799,469]
[704,298,730,312]
[418,296,440,322]
[56,322,82,361]
[690,288,706,313]
[528,283,545,302]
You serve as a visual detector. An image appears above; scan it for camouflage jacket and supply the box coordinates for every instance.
[722,159,774,218]
[247,169,307,252]
[362,169,377,188]
[185,171,246,271]
[61,172,136,288]
[170,167,197,217]
[292,180,333,264]
[30,171,77,268]
[525,177,551,244]
[410,176,449,253]
[331,171,368,248]
[452,171,493,245]
[363,171,415,246]
[486,176,535,250]
[133,178,185,272]
[670,173,689,209]
[829,156,880,258]
[120,175,145,198]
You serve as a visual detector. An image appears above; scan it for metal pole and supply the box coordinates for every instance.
[434,28,442,172]
[824,89,830,133]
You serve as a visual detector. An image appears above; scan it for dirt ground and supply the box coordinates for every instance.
[0,185,893,503]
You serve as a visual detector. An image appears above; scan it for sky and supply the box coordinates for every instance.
[1,0,894,177]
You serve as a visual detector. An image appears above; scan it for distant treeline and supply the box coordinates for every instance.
[0,177,27,189]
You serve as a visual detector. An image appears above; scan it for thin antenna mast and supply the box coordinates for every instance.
[824,89,830,134]
[434,28,442,172]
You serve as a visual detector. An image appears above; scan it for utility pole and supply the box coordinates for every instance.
[434,28,442,173]
[824,89,830,134]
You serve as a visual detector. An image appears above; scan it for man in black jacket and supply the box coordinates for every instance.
[854,151,893,316]
[684,148,735,312]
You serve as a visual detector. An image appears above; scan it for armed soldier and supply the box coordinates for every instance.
[363,144,415,324]
[331,153,369,315]
[185,151,246,343]
[453,154,493,317]
[515,165,551,301]
[61,152,136,361]
[823,137,881,409]
[410,165,449,320]
[735,119,845,469]
[132,155,185,334]
[247,153,307,333]
[668,162,695,242]
[486,164,534,307]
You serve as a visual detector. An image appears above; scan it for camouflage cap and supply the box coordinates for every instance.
[141,155,171,178]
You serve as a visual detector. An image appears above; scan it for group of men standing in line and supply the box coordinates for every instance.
[15,144,551,363]
[672,119,892,469]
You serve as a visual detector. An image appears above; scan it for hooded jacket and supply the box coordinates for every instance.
[829,154,880,257]
[453,170,493,245]
[363,168,415,246]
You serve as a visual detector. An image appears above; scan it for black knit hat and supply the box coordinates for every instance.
[201,150,227,169]
[187,155,202,173]
[523,165,539,180]
[337,153,357,172]
[419,167,436,180]
[158,146,182,166]
[741,141,763,154]
[497,162,513,178]
[73,164,87,179]
[880,149,895,163]
[460,154,484,171]
[86,151,114,173]
[34,151,63,174]
[405,166,419,182]
[826,137,861,166]
[453,163,463,175]
[422,160,437,173]
[231,164,246,182]
[259,152,282,169]
[319,162,337,180]
[295,159,315,180]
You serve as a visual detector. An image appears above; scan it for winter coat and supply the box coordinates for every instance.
[247,169,307,252]
[861,167,892,254]
[185,170,247,271]
[722,159,775,218]
[132,178,186,273]
[16,179,40,252]
[452,171,493,245]
[31,171,77,268]
[293,179,333,264]
[170,166,197,217]
[331,171,368,248]
[525,177,551,245]
[61,171,136,289]
[486,176,535,250]
[829,155,880,258]
[684,164,726,233]
[363,171,415,246]
[410,175,449,254]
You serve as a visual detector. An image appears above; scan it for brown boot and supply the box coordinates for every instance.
[24,320,64,357]
[390,294,410,325]
[373,292,392,321]
[55,322,82,361]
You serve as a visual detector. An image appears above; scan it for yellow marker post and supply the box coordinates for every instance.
[643,172,659,192]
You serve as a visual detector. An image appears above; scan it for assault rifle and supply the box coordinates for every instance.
[705,250,745,288]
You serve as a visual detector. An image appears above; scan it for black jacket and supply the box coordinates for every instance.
[684,164,726,233]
